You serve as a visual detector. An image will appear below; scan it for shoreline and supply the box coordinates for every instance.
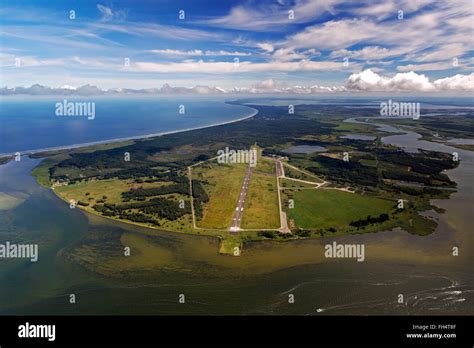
[0,106,258,158]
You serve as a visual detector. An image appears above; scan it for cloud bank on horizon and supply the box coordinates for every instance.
[0,0,473,94]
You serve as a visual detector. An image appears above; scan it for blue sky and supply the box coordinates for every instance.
[0,0,473,93]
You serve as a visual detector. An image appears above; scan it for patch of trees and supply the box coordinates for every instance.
[56,144,170,170]
[194,154,209,162]
[350,213,389,228]
[391,185,443,196]
[122,183,189,200]
[258,231,276,238]
[294,230,311,237]
[425,120,474,133]
[309,156,379,186]
[93,197,189,221]
[118,212,160,226]
[391,185,423,196]
[376,149,457,175]
[141,199,190,220]
[97,166,160,180]
[382,169,453,186]
[382,169,428,184]
[192,180,209,218]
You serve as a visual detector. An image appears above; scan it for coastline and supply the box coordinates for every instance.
[0,106,258,158]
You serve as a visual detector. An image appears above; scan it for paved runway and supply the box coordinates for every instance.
[276,159,284,177]
[229,166,253,232]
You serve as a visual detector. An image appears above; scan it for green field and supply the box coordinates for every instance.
[241,171,280,229]
[193,162,247,229]
[55,178,167,206]
[283,163,324,183]
[56,179,127,205]
[55,178,193,231]
[285,189,394,230]
[280,178,317,189]
[255,157,275,175]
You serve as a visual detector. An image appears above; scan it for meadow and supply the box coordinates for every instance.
[193,162,247,229]
[284,189,395,231]
[241,171,280,229]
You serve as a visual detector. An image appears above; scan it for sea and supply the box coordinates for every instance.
[0,96,256,155]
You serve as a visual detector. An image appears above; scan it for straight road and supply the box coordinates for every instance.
[229,166,253,232]
[276,159,285,177]
[276,159,291,233]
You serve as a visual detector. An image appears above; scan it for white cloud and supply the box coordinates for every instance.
[271,48,307,62]
[258,43,274,53]
[434,74,474,91]
[252,78,286,90]
[97,4,114,21]
[354,0,432,20]
[88,22,222,41]
[200,0,344,31]
[0,80,346,95]
[409,43,468,63]
[148,49,250,57]
[397,61,460,72]
[347,69,474,92]
[132,59,350,74]
[96,4,126,21]
[354,1,397,19]
[275,0,472,68]
[241,78,346,94]
[331,46,403,60]
[3,71,472,95]
[285,19,378,50]
[0,53,67,68]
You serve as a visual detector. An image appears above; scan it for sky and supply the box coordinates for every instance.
[0,0,473,94]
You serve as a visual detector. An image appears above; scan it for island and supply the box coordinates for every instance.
[27,101,462,256]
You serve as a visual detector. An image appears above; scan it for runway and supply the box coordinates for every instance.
[229,166,253,232]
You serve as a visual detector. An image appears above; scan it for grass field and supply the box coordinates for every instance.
[280,178,317,189]
[241,171,280,229]
[54,178,170,205]
[55,178,132,205]
[55,178,193,231]
[193,162,247,229]
[283,163,324,183]
[255,157,275,175]
[285,189,394,230]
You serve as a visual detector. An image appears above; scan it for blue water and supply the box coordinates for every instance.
[0,97,256,154]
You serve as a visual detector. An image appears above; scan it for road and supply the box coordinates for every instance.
[229,166,253,232]
[276,158,285,178]
[275,159,291,233]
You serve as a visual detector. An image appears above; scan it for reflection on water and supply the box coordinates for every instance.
[447,138,474,145]
[0,116,473,314]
